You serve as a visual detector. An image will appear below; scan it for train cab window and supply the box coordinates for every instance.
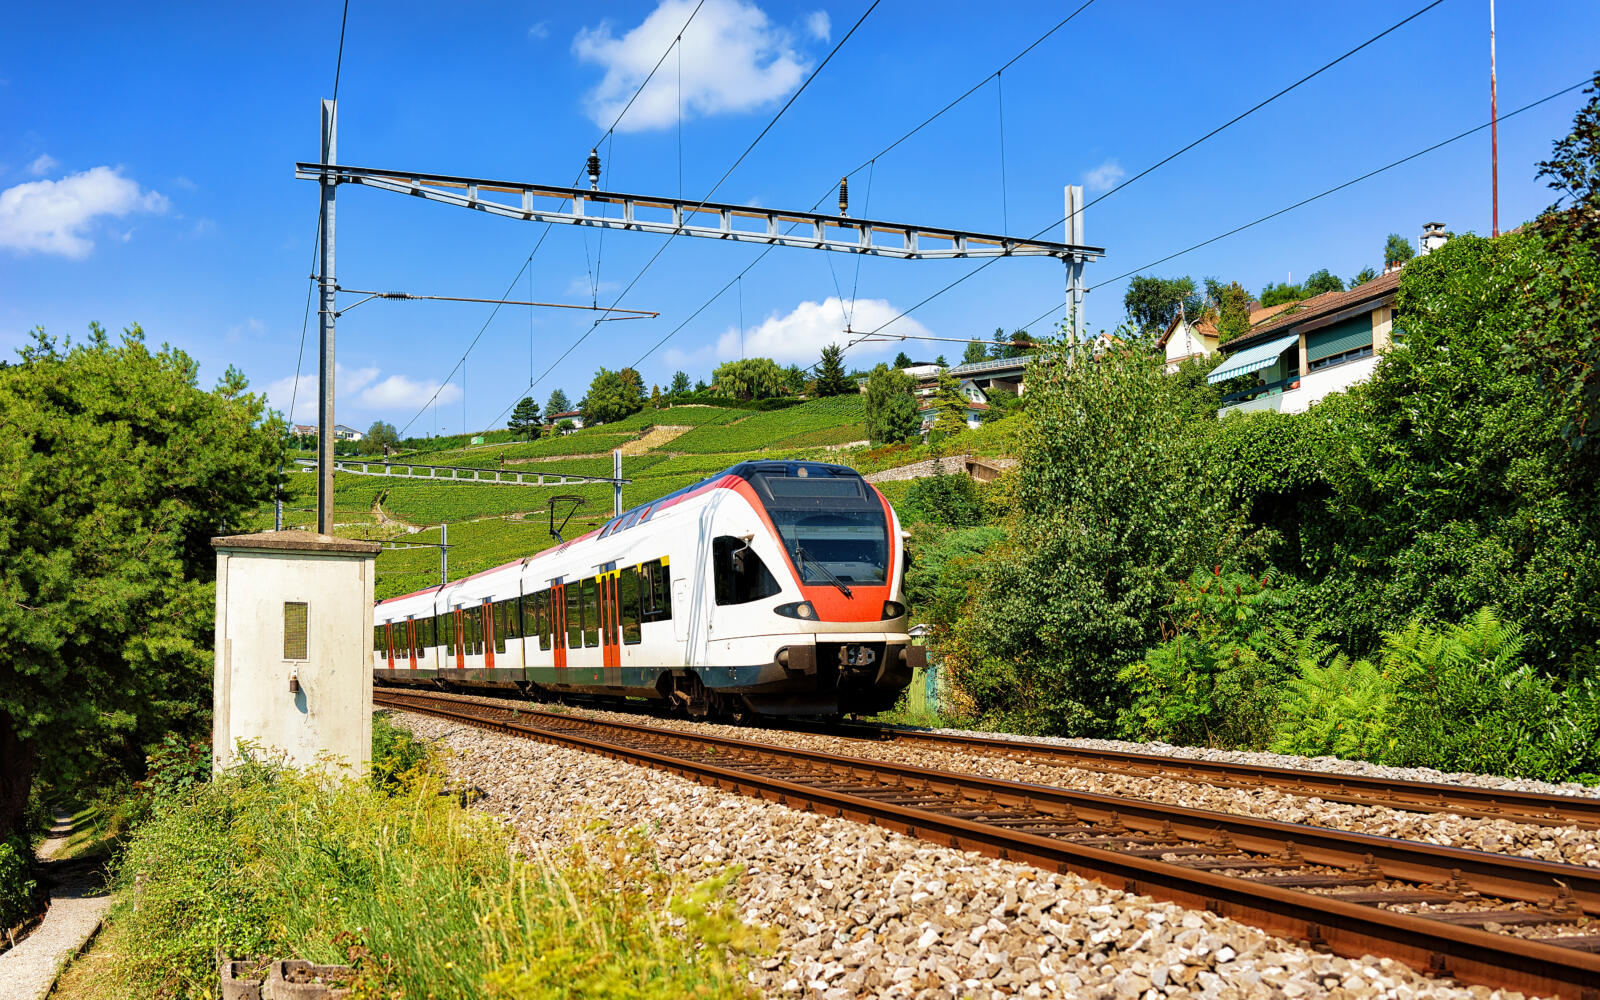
[565,585,582,649]
[620,566,642,645]
[581,577,600,647]
[713,536,782,606]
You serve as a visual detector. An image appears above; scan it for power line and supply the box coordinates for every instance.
[630,1,1102,370]
[838,0,1449,354]
[397,2,709,439]
[1009,78,1592,333]
[484,0,883,430]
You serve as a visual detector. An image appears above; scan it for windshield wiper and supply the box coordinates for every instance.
[796,546,852,598]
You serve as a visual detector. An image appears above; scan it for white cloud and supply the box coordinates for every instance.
[527,21,549,39]
[358,374,460,411]
[265,363,394,423]
[666,296,932,366]
[28,153,58,176]
[565,274,621,297]
[575,0,811,132]
[0,166,169,257]
[1084,159,1125,192]
[805,10,830,41]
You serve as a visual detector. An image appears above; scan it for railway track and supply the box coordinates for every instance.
[813,722,1600,830]
[375,690,1600,998]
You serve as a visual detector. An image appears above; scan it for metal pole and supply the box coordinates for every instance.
[440,522,448,585]
[317,98,338,534]
[1064,185,1086,340]
[1489,0,1499,238]
[275,462,283,531]
[613,450,623,517]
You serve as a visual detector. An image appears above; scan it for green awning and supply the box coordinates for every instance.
[1208,333,1299,383]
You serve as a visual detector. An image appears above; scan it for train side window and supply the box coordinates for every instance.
[620,566,642,645]
[370,623,381,658]
[489,601,506,654]
[475,605,487,655]
[712,536,781,606]
[533,592,550,651]
[582,577,600,647]
[640,559,672,622]
[440,613,455,656]
[504,598,522,644]
[460,606,476,656]
[565,585,582,649]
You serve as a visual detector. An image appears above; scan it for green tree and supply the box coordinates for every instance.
[1213,280,1252,342]
[0,324,284,840]
[1122,275,1196,334]
[930,368,968,438]
[935,354,948,367]
[545,388,571,416]
[1383,232,1415,267]
[364,420,400,454]
[669,371,692,397]
[864,363,920,444]
[782,364,807,397]
[892,351,914,370]
[962,340,988,364]
[1350,266,1379,287]
[711,357,786,401]
[649,385,662,408]
[580,367,645,425]
[942,338,1238,735]
[1525,70,1600,451]
[507,397,542,439]
[814,344,852,397]
[1302,268,1344,296]
[1258,281,1303,307]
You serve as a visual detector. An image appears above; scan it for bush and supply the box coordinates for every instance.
[901,470,984,527]
[1117,570,1302,748]
[371,713,432,790]
[1270,609,1600,781]
[103,756,761,999]
[0,836,36,928]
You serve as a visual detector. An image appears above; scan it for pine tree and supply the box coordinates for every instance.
[508,397,542,439]
[893,351,914,370]
[545,388,571,416]
[669,370,692,396]
[814,344,852,397]
[962,339,988,364]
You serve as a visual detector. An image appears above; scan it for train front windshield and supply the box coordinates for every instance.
[755,472,889,585]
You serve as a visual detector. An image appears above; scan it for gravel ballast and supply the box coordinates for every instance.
[391,709,1557,1000]
[414,696,1599,869]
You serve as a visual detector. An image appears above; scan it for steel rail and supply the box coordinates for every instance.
[376,691,1600,998]
[815,723,1600,830]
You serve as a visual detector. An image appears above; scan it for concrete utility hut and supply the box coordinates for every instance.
[211,530,380,776]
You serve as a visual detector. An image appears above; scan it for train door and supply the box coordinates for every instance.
[601,570,621,684]
[454,608,465,669]
[406,619,418,670]
[551,583,567,670]
[384,623,395,669]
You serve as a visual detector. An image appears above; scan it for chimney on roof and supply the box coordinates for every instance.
[1419,221,1449,255]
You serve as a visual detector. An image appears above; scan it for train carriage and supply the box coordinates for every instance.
[373,460,921,716]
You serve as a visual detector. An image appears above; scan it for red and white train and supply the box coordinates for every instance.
[372,461,922,716]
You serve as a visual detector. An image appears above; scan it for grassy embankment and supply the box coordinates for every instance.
[51,716,761,1000]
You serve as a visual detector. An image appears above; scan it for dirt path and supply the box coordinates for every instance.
[0,814,110,1000]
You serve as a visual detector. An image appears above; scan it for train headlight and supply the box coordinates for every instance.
[881,600,906,620]
[775,601,817,620]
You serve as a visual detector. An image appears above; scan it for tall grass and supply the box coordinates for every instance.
[99,738,759,999]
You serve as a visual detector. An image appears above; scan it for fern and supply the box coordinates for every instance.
[1270,649,1393,761]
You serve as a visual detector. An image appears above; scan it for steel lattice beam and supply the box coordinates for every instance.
[294,163,1104,262]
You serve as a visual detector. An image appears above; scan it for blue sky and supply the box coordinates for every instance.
[3,1,1596,437]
